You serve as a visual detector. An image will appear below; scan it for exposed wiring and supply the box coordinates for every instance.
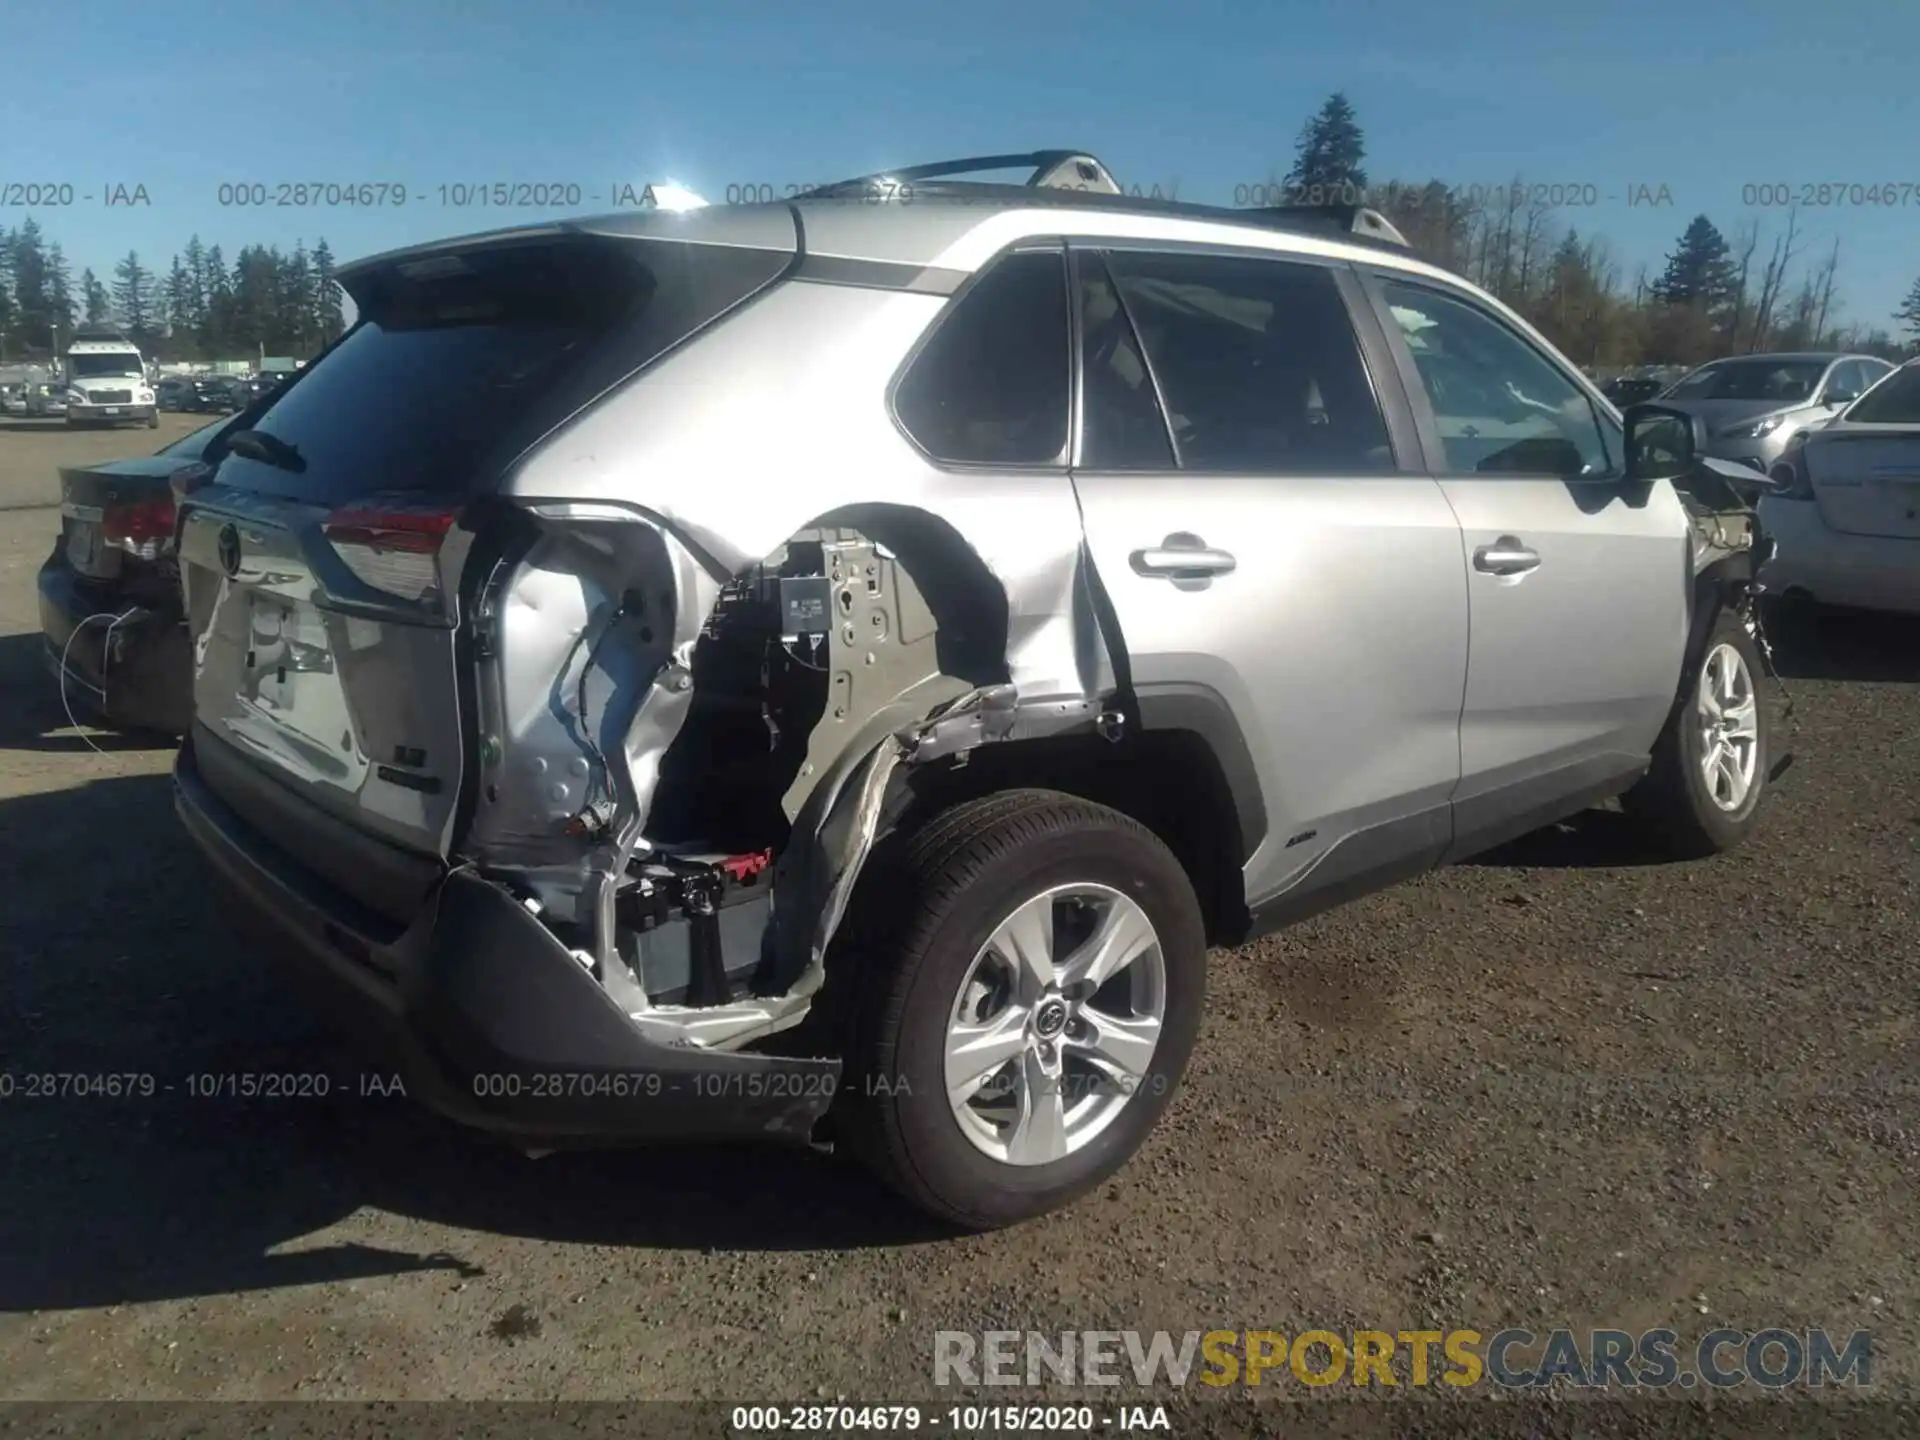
[58,607,141,755]
[780,636,828,672]
[566,596,636,827]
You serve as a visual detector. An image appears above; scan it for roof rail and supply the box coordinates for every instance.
[1241,203,1410,248]
[797,151,1412,251]
[806,150,1122,197]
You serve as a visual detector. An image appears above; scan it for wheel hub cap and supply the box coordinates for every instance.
[943,883,1168,1167]
[1696,640,1760,812]
[1033,998,1069,1039]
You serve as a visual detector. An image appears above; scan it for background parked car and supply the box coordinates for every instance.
[1659,351,1895,474]
[184,377,241,414]
[1761,358,1920,617]
[38,415,231,737]
[25,382,70,418]
[154,377,193,412]
[0,383,26,415]
[1603,375,1665,406]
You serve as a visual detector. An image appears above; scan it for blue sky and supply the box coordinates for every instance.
[6,0,1918,333]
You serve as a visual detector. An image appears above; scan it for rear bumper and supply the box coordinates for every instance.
[1757,498,1920,616]
[172,737,841,1144]
[37,558,191,733]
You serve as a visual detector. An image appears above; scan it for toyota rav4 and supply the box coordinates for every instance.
[169,151,1781,1229]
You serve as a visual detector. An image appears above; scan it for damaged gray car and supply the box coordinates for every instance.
[169,152,1782,1228]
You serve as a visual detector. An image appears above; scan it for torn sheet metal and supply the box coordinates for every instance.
[465,505,720,930]
[479,284,1131,1045]
[502,280,1107,702]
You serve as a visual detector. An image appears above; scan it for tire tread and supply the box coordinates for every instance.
[842,789,1188,1228]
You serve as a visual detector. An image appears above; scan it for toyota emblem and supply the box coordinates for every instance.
[217,523,242,578]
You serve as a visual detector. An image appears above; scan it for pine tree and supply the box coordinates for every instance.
[200,244,231,355]
[111,251,157,341]
[182,234,210,333]
[230,244,281,352]
[1284,92,1369,199]
[8,218,53,351]
[310,238,345,343]
[279,241,315,353]
[0,227,15,351]
[1895,274,1920,352]
[81,268,111,323]
[165,258,196,350]
[45,242,76,351]
[1651,216,1735,307]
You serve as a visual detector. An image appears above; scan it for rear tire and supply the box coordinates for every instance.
[1622,609,1770,858]
[835,790,1206,1229]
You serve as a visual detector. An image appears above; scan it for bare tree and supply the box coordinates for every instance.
[1513,193,1557,310]
[1810,237,1841,342]
[1745,208,1804,351]
[1722,219,1761,350]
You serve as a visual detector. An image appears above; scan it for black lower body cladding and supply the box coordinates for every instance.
[173,737,841,1144]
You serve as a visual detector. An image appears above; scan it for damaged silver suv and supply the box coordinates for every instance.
[171,152,1778,1228]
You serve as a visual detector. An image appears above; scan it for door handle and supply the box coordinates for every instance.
[1473,537,1541,576]
[1131,535,1237,579]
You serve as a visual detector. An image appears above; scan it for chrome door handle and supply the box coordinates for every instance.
[1131,536,1237,579]
[1473,537,1540,575]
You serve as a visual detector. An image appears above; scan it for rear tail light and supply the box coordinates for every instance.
[322,500,462,604]
[102,494,178,561]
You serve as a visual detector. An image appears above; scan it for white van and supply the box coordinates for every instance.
[64,335,158,428]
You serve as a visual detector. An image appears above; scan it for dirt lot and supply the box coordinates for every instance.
[0,414,1915,1417]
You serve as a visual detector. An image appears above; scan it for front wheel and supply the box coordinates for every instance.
[146,412,160,429]
[1622,609,1770,857]
[835,790,1207,1229]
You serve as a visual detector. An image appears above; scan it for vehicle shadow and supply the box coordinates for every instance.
[1455,806,1673,871]
[1767,604,1920,683]
[0,768,942,1314]
[0,632,177,753]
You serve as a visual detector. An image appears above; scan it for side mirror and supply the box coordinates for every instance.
[1822,391,1856,408]
[1622,403,1704,482]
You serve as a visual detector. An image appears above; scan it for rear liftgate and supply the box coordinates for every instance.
[459,508,1124,1079]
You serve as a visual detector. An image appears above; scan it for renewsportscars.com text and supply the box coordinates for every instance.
[934,1328,1873,1390]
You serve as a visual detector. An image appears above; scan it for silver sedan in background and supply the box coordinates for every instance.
[1762,358,1920,616]
[1660,351,1895,474]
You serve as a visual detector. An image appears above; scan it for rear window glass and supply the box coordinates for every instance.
[1843,365,1920,425]
[159,417,229,458]
[212,236,790,503]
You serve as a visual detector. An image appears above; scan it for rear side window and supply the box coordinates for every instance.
[1077,253,1174,469]
[1844,364,1920,424]
[212,236,790,503]
[1102,251,1394,473]
[894,249,1070,466]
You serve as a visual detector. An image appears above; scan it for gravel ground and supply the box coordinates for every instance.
[0,414,1915,1421]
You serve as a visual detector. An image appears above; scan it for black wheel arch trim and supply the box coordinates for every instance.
[1131,679,1266,862]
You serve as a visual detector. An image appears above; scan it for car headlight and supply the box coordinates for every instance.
[1728,414,1785,440]
[67,389,88,403]
[136,389,153,402]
